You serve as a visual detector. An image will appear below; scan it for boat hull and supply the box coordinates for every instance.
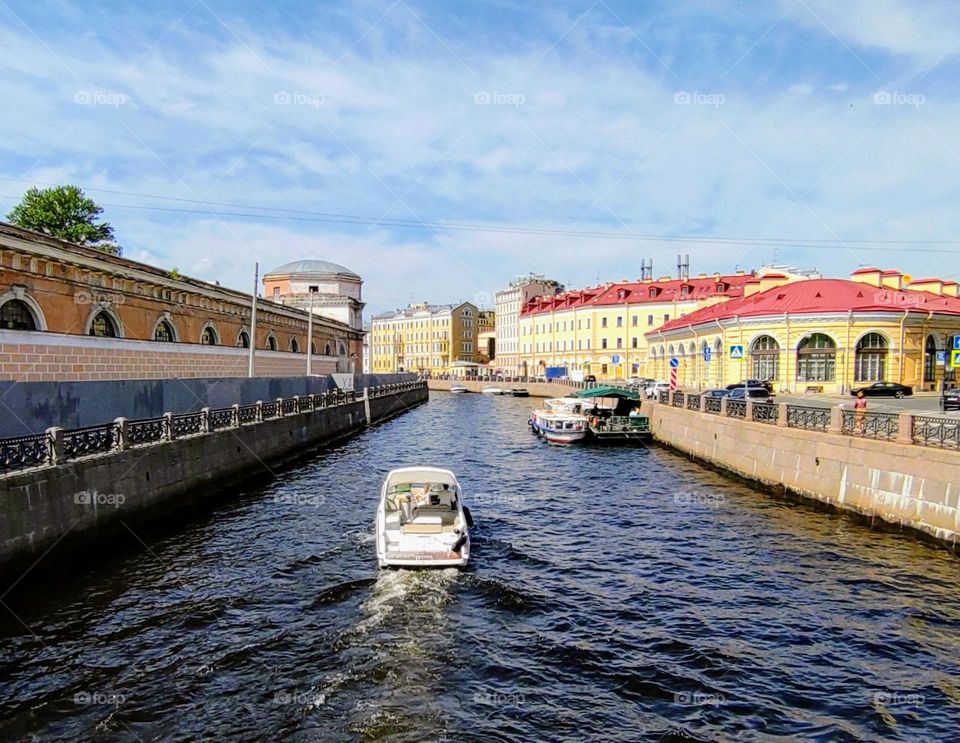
[529,411,588,444]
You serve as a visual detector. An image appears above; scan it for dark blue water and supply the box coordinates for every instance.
[1,392,958,742]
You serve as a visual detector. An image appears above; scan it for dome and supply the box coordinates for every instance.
[265,259,359,278]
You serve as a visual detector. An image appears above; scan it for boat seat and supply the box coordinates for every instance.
[402,519,443,534]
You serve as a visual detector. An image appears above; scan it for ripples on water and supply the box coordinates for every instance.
[1,393,959,742]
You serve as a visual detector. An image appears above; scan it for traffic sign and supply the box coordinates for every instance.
[703,347,712,363]
[669,357,679,368]
[951,350,960,369]
[611,354,621,365]
[937,350,948,366]
[730,345,744,360]
[953,336,960,351]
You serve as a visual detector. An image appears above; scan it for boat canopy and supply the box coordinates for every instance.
[571,386,641,400]
[384,467,458,492]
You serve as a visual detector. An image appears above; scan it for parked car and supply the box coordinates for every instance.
[645,381,671,399]
[726,379,774,393]
[850,382,913,398]
[583,374,597,384]
[941,389,960,411]
[703,388,731,398]
[728,386,774,403]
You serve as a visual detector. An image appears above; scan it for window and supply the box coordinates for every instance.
[797,333,836,382]
[0,299,37,330]
[664,314,670,323]
[616,338,623,349]
[632,338,638,349]
[750,335,780,381]
[90,311,118,338]
[201,326,218,345]
[237,330,250,348]
[924,335,938,382]
[290,338,300,353]
[632,316,638,327]
[273,287,280,298]
[267,335,278,351]
[154,320,175,342]
[855,333,888,382]
[647,315,654,325]
[309,285,319,293]
[616,316,623,327]
[601,338,608,349]
[601,318,608,328]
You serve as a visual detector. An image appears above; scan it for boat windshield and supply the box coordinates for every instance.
[385,481,458,511]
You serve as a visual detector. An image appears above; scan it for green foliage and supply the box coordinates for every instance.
[6,185,122,255]
[168,267,183,280]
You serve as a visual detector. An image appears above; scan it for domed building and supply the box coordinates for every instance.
[263,259,364,332]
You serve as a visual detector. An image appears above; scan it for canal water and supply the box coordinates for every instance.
[1,393,959,742]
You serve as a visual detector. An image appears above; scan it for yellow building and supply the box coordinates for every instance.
[518,271,765,380]
[370,301,478,374]
[646,268,960,393]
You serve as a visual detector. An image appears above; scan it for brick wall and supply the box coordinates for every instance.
[0,330,338,382]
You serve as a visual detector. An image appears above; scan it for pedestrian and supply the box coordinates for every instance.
[854,390,867,433]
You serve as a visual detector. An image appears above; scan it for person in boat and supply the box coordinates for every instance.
[629,406,642,418]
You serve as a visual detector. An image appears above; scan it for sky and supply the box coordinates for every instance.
[2,0,960,315]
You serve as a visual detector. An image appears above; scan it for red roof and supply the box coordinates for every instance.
[649,278,960,336]
[521,273,753,316]
[850,267,881,275]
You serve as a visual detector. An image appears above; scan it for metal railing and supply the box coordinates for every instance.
[912,416,960,450]
[705,397,722,414]
[752,402,779,424]
[786,405,831,431]
[0,380,426,476]
[658,391,670,404]
[841,410,899,440]
[726,400,747,419]
[686,393,701,410]
[672,391,685,408]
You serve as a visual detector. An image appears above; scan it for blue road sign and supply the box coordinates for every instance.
[611,354,621,365]
[730,345,744,360]
[937,350,948,366]
[953,336,960,351]
[703,347,712,363]
[669,357,679,368]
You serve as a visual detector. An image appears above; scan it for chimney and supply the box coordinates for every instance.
[907,277,944,295]
[743,278,762,297]
[880,270,903,291]
[758,272,791,293]
[851,267,882,288]
[942,281,959,298]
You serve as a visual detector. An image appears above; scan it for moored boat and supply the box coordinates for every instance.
[375,467,472,568]
[481,385,504,395]
[529,409,588,444]
[450,385,469,393]
[508,388,530,397]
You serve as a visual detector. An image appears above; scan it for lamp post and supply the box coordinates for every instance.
[306,289,315,376]
[247,262,259,378]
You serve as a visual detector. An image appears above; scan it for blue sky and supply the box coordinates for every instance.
[2,0,960,314]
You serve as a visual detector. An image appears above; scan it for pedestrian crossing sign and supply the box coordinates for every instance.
[730,345,744,360]
[951,350,960,368]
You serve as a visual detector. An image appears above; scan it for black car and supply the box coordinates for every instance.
[850,382,913,398]
[941,390,960,411]
[727,379,774,393]
[583,374,597,383]
[729,386,774,403]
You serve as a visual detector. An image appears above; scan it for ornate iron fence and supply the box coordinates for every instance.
[209,408,235,431]
[172,412,204,437]
[912,416,960,450]
[281,398,297,416]
[672,392,685,408]
[261,401,279,419]
[128,418,166,446]
[237,405,258,425]
[786,405,831,431]
[752,402,779,424]
[0,433,50,472]
[705,397,722,414]
[841,410,899,440]
[726,400,747,419]
[63,424,115,458]
[658,391,669,404]
[686,393,701,410]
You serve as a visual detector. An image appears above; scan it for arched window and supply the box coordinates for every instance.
[237,330,250,348]
[855,333,888,382]
[311,341,317,355]
[90,311,118,338]
[266,335,278,351]
[750,335,780,382]
[339,342,346,355]
[324,342,332,356]
[924,335,938,383]
[201,326,218,345]
[290,338,300,353]
[0,299,37,330]
[797,333,836,382]
[154,320,175,342]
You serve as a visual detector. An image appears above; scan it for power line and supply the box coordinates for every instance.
[2,174,959,252]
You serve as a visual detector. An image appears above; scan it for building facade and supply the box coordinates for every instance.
[0,222,362,381]
[262,259,364,332]
[646,269,960,393]
[494,274,562,376]
[518,271,769,380]
[369,301,478,374]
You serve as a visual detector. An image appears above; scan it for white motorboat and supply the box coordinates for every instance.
[529,398,590,444]
[481,385,505,395]
[375,467,473,568]
[450,385,469,393]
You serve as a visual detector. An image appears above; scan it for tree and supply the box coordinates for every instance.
[6,185,122,255]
